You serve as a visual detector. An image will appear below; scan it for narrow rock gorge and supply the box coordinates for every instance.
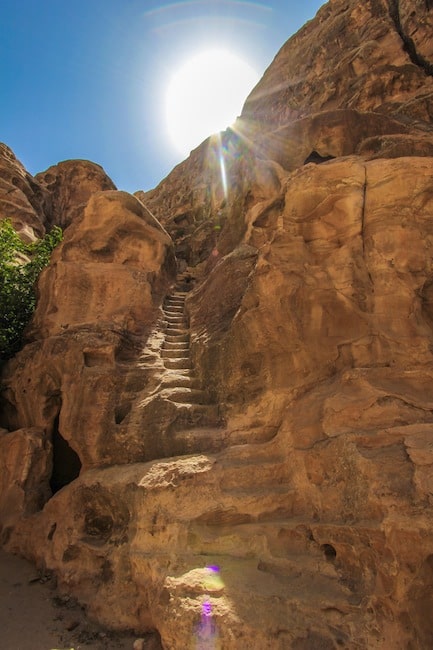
[1,0,433,647]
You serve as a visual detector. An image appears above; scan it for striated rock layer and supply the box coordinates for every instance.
[2,0,433,648]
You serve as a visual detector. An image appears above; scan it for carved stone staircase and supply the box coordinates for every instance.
[156,273,227,456]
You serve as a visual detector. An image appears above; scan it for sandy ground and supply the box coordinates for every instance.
[0,549,160,650]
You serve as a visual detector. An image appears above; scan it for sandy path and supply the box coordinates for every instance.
[0,549,159,650]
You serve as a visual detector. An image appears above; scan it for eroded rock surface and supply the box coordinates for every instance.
[36,159,117,229]
[242,0,433,126]
[2,0,433,648]
[1,190,176,477]
[0,144,48,240]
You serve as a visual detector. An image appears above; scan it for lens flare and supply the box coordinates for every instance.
[194,600,220,649]
[193,566,223,648]
[165,49,259,157]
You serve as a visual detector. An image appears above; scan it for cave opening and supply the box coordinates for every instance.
[304,150,335,165]
[50,413,82,494]
[321,543,337,561]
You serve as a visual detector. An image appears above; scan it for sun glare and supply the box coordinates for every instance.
[165,49,259,157]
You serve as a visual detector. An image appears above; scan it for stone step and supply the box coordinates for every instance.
[164,300,185,307]
[164,308,185,316]
[165,332,190,342]
[165,323,189,341]
[165,293,186,304]
[165,320,190,334]
[164,318,187,325]
[174,403,221,428]
[162,341,190,351]
[171,427,228,455]
[165,303,185,311]
[219,489,298,526]
[160,387,208,404]
[224,484,295,497]
[161,373,198,389]
[185,522,340,580]
[221,460,290,491]
[164,313,186,321]
[164,358,192,370]
[161,349,191,359]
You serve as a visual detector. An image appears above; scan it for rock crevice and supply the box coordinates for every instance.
[388,0,433,77]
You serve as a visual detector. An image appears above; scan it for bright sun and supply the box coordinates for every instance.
[165,49,259,157]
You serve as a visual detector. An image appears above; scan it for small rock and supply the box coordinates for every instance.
[133,639,145,650]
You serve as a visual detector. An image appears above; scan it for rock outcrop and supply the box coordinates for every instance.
[1,190,176,476]
[0,144,48,240]
[35,159,116,229]
[242,0,433,126]
[2,0,433,648]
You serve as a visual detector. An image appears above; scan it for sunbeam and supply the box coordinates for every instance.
[165,49,259,156]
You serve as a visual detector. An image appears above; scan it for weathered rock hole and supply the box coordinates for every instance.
[0,526,13,545]
[47,523,57,540]
[83,349,113,367]
[304,150,335,165]
[115,402,131,424]
[420,278,433,330]
[77,487,130,545]
[0,394,18,430]
[83,510,127,546]
[322,543,337,561]
[50,414,82,494]
[91,243,114,260]
[84,513,114,538]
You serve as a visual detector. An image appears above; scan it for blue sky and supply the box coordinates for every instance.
[1,1,324,193]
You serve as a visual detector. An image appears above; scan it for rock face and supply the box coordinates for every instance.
[0,144,48,240]
[242,0,433,126]
[1,190,176,473]
[2,0,433,648]
[36,159,116,229]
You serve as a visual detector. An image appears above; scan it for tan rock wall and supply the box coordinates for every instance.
[29,191,174,339]
[0,143,48,239]
[1,191,176,475]
[35,159,116,229]
[187,157,433,417]
[0,428,51,535]
[242,0,433,125]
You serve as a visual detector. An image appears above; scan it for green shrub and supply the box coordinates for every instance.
[0,219,62,360]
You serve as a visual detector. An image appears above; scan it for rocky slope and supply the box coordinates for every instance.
[2,0,433,648]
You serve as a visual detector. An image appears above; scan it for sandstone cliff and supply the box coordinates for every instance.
[2,1,433,648]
